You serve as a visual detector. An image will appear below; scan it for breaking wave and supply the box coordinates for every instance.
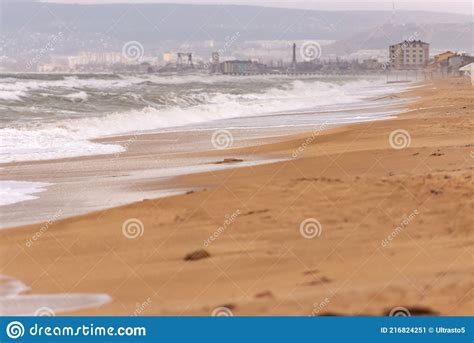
[0,74,403,163]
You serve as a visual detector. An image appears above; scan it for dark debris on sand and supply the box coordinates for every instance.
[214,158,244,164]
[184,249,211,261]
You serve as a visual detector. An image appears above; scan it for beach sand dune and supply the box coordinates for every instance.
[0,79,472,316]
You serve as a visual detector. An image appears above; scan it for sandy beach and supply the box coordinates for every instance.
[0,78,472,316]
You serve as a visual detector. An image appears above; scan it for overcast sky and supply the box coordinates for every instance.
[39,0,472,15]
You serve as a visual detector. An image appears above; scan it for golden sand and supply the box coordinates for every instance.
[1,78,472,316]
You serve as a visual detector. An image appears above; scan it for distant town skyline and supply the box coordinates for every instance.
[38,0,472,15]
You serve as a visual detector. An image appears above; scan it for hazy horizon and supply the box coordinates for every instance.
[35,0,473,15]
[1,0,472,72]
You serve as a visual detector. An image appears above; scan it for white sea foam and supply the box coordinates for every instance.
[0,76,137,94]
[0,275,29,296]
[0,77,410,163]
[0,127,125,163]
[43,80,368,137]
[0,181,51,206]
[64,91,88,102]
[0,89,27,101]
[0,275,111,316]
[62,79,405,137]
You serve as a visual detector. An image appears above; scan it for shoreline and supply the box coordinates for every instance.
[0,82,413,229]
[0,78,472,316]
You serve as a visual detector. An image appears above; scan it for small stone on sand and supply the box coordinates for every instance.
[184,249,210,261]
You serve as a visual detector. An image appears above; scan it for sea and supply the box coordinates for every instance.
[0,72,414,208]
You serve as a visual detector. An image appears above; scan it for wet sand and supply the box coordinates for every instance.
[0,78,472,316]
[0,93,409,228]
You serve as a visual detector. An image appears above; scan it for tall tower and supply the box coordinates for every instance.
[177,52,194,70]
[291,43,297,69]
[187,53,194,69]
[211,51,220,73]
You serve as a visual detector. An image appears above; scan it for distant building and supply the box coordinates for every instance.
[447,54,474,76]
[434,51,456,63]
[427,52,473,76]
[210,51,220,73]
[163,52,173,63]
[448,54,474,70]
[68,52,127,68]
[220,60,266,74]
[138,62,153,73]
[459,63,474,85]
[291,43,297,70]
[362,58,381,70]
[389,40,429,70]
[38,63,68,73]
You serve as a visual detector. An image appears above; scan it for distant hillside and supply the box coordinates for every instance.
[325,23,473,54]
[1,1,472,56]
